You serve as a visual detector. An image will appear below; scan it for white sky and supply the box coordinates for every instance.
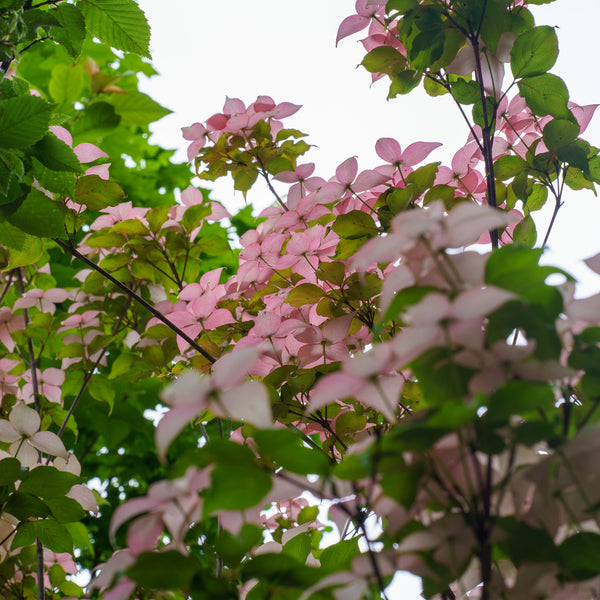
[137,0,600,293]
[135,2,600,597]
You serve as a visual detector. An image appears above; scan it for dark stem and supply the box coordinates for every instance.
[472,36,499,249]
[17,270,45,600]
[542,172,564,248]
[54,238,216,363]
[55,298,132,440]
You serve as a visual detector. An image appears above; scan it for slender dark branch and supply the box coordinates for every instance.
[16,270,45,600]
[431,72,485,154]
[259,169,289,212]
[54,239,216,363]
[0,271,14,304]
[0,521,22,547]
[542,167,565,248]
[475,0,489,36]
[16,270,40,415]
[56,298,132,440]
[471,37,499,249]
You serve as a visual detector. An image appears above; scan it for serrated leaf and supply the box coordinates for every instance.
[33,133,82,173]
[32,158,77,197]
[80,0,151,58]
[50,4,86,59]
[75,175,126,210]
[6,189,66,238]
[0,96,53,149]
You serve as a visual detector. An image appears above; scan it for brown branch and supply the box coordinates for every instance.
[54,239,216,364]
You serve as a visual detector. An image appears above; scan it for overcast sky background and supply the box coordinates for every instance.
[137,0,600,295]
[134,2,600,596]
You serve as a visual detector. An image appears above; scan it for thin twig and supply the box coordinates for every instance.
[54,239,216,363]
[16,270,45,600]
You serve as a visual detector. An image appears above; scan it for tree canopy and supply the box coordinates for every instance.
[1,1,600,599]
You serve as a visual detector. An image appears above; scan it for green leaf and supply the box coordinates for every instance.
[486,381,555,420]
[496,518,557,566]
[381,468,421,508]
[332,210,378,239]
[0,458,20,485]
[7,237,45,269]
[361,46,406,76]
[204,464,272,513]
[11,521,37,550]
[19,466,80,499]
[559,533,600,580]
[253,429,330,476]
[451,79,480,104]
[0,149,24,177]
[233,168,259,195]
[388,70,421,97]
[4,492,51,520]
[75,175,126,210]
[494,155,528,180]
[128,551,200,588]
[557,139,591,172]
[511,26,558,78]
[525,184,548,211]
[33,133,82,173]
[518,74,570,119]
[36,518,74,554]
[32,158,77,197]
[71,102,121,138]
[286,283,325,307]
[50,4,87,59]
[45,496,86,523]
[88,374,115,413]
[0,219,31,250]
[0,96,53,149]
[542,118,580,154]
[320,538,360,572]
[80,0,151,58]
[49,63,85,105]
[105,91,171,126]
[386,0,419,11]
[6,189,66,238]
[512,214,537,248]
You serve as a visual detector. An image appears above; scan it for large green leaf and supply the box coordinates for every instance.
[0,96,53,149]
[127,551,200,589]
[75,174,126,210]
[33,133,82,173]
[79,0,151,58]
[18,466,80,498]
[50,3,87,60]
[517,74,570,119]
[36,518,74,554]
[49,63,86,105]
[106,91,171,126]
[511,26,558,78]
[6,189,67,238]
